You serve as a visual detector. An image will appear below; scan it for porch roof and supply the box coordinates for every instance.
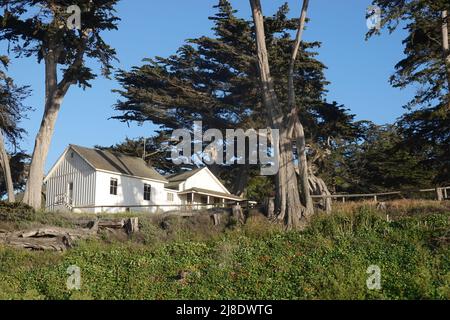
[178,188,245,202]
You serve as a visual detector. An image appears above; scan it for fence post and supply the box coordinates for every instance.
[436,188,444,201]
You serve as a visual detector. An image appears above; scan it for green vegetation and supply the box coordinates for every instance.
[0,202,449,300]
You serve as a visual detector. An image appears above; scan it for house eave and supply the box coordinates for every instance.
[95,169,168,184]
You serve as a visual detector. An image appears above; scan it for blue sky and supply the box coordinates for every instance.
[2,0,413,171]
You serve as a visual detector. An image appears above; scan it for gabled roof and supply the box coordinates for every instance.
[70,145,168,183]
[166,168,203,189]
[166,167,231,195]
[167,168,204,182]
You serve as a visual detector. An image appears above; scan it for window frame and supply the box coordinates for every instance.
[144,183,152,201]
[110,178,118,196]
[67,182,74,205]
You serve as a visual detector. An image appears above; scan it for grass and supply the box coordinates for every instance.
[0,200,449,300]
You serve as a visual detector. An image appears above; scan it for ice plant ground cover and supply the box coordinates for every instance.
[0,200,448,300]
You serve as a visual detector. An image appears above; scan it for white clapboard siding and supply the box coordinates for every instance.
[94,171,167,214]
[45,149,96,212]
[182,168,230,194]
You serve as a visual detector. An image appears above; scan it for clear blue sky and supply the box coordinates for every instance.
[2,0,413,171]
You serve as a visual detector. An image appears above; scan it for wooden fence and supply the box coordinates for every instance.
[72,200,257,214]
[311,187,450,203]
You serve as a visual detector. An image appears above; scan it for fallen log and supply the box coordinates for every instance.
[0,217,140,252]
[4,236,72,252]
[98,219,126,229]
[19,227,95,240]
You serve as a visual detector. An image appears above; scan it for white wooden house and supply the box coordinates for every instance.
[44,145,243,213]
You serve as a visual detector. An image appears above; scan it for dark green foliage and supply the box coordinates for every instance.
[245,176,274,203]
[369,0,450,185]
[0,152,29,198]
[329,124,435,193]
[0,56,30,197]
[113,1,348,137]
[368,0,449,109]
[0,0,120,88]
[0,201,34,222]
[0,55,31,147]
[0,206,448,300]
[112,0,360,195]
[399,108,450,185]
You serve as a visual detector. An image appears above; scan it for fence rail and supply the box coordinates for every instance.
[72,201,256,214]
[65,188,449,214]
[311,187,450,203]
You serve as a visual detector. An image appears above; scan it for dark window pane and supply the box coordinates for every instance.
[110,178,118,195]
[144,184,151,201]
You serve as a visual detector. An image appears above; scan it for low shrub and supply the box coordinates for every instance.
[0,202,35,222]
[0,202,448,300]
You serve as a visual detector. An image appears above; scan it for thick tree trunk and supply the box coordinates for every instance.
[250,0,304,229]
[23,104,61,209]
[291,116,314,217]
[0,131,15,202]
[441,10,450,109]
[309,173,332,213]
[231,163,250,197]
[23,52,66,210]
[287,0,315,218]
[266,197,275,219]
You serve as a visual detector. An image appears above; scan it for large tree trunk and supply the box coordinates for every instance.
[23,105,61,209]
[0,131,15,202]
[231,163,250,197]
[292,118,315,216]
[441,10,450,109]
[250,0,304,229]
[309,173,332,213]
[286,0,316,218]
[23,52,67,210]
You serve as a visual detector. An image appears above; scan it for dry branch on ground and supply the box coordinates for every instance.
[0,217,140,252]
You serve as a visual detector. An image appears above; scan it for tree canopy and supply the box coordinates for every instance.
[369,0,450,186]
[112,1,360,198]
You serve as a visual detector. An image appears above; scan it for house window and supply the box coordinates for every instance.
[144,184,152,201]
[200,195,208,204]
[167,193,174,202]
[68,182,74,205]
[110,178,118,195]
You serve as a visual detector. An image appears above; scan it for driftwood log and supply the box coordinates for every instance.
[0,218,139,252]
